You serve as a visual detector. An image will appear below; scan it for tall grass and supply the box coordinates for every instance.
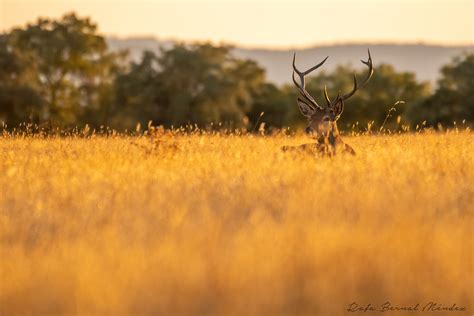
[1,130,473,315]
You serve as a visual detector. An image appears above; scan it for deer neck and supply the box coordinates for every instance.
[317,124,341,146]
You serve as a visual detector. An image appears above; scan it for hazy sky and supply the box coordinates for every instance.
[1,0,473,48]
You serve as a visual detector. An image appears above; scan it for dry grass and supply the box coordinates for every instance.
[0,131,473,315]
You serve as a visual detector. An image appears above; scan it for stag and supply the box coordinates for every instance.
[282,49,374,156]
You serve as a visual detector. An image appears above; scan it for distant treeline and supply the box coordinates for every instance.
[1,13,473,132]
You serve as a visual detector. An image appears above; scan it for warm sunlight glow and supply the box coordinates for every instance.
[1,0,472,48]
[1,131,473,314]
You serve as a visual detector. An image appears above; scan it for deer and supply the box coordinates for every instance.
[282,49,374,156]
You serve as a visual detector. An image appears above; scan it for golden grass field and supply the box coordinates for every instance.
[0,130,473,315]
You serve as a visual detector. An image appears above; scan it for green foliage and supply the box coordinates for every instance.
[0,12,472,132]
[409,53,474,127]
[247,84,293,130]
[114,44,267,129]
[7,13,123,126]
[298,64,431,131]
[0,35,44,126]
[112,51,161,128]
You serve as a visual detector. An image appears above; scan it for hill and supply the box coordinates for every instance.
[107,37,473,85]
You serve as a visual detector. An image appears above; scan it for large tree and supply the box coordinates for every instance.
[285,63,431,131]
[112,51,162,128]
[114,43,267,129]
[409,53,474,127]
[0,35,43,126]
[8,13,122,126]
[156,43,266,128]
[246,83,293,130]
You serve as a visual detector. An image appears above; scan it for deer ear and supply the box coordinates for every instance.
[333,97,344,119]
[297,98,315,117]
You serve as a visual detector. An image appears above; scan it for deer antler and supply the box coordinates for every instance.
[292,53,329,110]
[323,85,332,107]
[340,49,374,101]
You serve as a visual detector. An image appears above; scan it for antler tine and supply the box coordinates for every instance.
[292,53,328,110]
[292,71,315,110]
[293,53,329,77]
[340,73,358,101]
[323,85,331,107]
[359,48,374,89]
[341,49,374,101]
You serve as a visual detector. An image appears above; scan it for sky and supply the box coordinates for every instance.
[1,0,473,48]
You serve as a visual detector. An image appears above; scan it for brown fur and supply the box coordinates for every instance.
[281,131,356,156]
[287,49,373,157]
[282,123,356,156]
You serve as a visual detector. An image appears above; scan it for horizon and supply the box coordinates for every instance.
[107,35,474,50]
[1,0,472,49]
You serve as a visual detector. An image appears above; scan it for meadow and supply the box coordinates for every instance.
[0,130,473,315]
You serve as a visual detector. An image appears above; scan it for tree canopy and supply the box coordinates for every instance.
[409,54,474,127]
[1,13,473,132]
[7,13,123,126]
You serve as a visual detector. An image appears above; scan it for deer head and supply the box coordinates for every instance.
[292,49,374,137]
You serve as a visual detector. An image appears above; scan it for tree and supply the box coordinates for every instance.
[409,53,474,127]
[112,51,162,128]
[0,35,43,126]
[156,43,266,128]
[246,83,293,130]
[290,64,431,131]
[8,13,122,126]
[114,43,268,129]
